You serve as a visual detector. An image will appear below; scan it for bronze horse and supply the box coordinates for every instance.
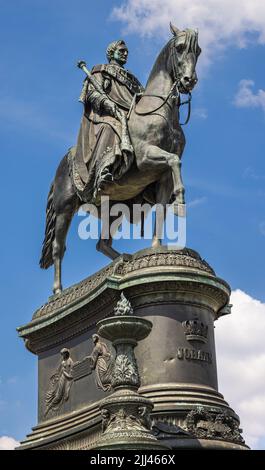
[40,24,201,294]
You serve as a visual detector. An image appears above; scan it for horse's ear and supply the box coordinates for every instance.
[170,22,180,36]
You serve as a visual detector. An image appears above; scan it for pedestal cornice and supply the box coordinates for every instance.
[17,248,230,354]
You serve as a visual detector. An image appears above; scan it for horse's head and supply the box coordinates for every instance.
[169,23,201,94]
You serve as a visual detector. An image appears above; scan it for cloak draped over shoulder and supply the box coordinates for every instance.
[70,64,143,203]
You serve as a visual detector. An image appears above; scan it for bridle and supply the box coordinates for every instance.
[131,31,197,126]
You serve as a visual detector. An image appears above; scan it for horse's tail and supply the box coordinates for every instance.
[40,182,56,269]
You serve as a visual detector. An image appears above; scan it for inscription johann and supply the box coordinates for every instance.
[177,347,212,364]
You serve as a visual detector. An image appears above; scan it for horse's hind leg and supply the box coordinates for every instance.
[52,156,80,294]
[52,210,74,294]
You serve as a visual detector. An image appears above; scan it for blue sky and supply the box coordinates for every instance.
[0,0,265,449]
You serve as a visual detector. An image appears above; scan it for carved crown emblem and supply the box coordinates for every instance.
[182,319,208,343]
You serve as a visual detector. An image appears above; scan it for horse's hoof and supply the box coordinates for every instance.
[53,287,62,295]
[171,202,186,217]
[178,204,186,217]
[173,191,185,205]
[152,239,162,249]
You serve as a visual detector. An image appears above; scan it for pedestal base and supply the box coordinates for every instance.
[17,247,249,450]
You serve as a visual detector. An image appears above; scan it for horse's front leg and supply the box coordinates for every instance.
[96,237,120,259]
[152,171,173,248]
[171,125,186,205]
[140,145,185,205]
[169,156,185,204]
[96,212,121,260]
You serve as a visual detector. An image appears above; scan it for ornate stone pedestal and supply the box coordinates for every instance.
[17,247,248,450]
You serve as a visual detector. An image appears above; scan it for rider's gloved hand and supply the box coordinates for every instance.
[103,99,118,118]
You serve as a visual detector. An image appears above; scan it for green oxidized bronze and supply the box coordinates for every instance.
[91,292,167,450]
[17,23,249,451]
[39,24,201,295]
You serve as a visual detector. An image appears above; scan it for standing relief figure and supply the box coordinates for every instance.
[88,334,114,392]
[45,348,74,416]
[44,336,114,418]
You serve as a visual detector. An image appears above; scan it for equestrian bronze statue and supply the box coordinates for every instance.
[40,23,201,294]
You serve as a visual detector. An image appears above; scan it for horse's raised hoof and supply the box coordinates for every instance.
[98,173,113,189]
[173,189,185,205]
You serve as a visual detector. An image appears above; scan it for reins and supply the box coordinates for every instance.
[179,92,192,126]
[130,79,178,116]
[130,83,192,127]
[130,35,194,126]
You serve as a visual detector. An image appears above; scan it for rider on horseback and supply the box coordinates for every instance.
[40,25,200,294]
[71,40,144,203]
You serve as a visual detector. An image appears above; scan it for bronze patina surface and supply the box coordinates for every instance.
[18,248,248,450]
[39,25,201,294]
[17,25,249,451]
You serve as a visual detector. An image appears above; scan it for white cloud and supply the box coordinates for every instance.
[193,107,208,119]
[112,0,265,68]
[0,95,75,143]
[6,377,18,386]
[259,221,265,236]
[216,289,265,449]
[234,79,265,111]
[0,399,7,410]
[187,196,207,208]
[0,436,19,450]
[243,167,265,180]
